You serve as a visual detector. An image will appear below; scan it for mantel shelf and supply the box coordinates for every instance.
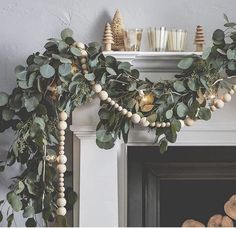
[103,51,202,72]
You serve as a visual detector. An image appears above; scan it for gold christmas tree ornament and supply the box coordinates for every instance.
[103,23,114,51]
[194,25,205,52]
[111,9,125,51]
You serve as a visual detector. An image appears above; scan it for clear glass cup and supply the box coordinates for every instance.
[124,28,143,51]
[167,29,187,52]
[148,27,168,52]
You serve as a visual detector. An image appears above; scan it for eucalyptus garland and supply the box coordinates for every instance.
[1,15,236,226]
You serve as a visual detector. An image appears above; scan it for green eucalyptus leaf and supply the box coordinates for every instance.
[171,119,181,132]
[198,107,211,121]
[178,57,193,70]
[7,191,22,212]
[187,79,197,91]
[224,22,236,27]
[15,181,25,194]
[34,117,45,130]
[96,139,114,149]
[2,108,14,121]
[98,109,110,120]
[176,102,188,118]
[165,109,173,119]
[58,41,69,53]
[0,92,9,106]
[61,28,73,40]
[96,129,113,143]
[58,63,72,77]
[52,54,72,64]
[202,47,212,60]
[40,64,55,78]
[7,213,14,227]
[173,81,186,93]
[0,211,2,223]
[227,49,236,60]
[23,205,35,218]
[106,67,116,75]
[146,113,157,123]
[15,65,27,80]
[228,61,236,71]
[70,46,82,57]
[159,138,168,154]
[25,218,37,227]
[118,62,132,72]
[24,97,39,112]
[212,29,225,45]
[84,72,95,81]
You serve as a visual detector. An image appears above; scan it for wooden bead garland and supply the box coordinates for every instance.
[56,111,68,216]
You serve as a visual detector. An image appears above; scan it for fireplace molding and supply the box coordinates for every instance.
[71,52,236,227]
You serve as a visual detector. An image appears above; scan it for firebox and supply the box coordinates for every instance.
[127,146,236,227]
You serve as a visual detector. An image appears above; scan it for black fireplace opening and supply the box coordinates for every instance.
[127,146,236,227]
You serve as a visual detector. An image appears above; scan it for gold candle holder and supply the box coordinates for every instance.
[124,28,143,51]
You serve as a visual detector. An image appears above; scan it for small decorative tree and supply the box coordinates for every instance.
[103,23,114,51]
[194,25,205,52]
[111,9,125,51]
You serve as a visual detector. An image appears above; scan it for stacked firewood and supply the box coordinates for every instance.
[182,194,236,227]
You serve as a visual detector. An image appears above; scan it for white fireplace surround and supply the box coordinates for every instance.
[71,52,236,227]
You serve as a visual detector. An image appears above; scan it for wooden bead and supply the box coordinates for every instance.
[57,198,67,207]
[83,70,88,74]
[131,114,141,124]
[59,151,64,155]
[59,146,64,151]
[127,111,132,118]
[59,111,68,121]
[81,64,87,70]
[59,173,64,178]
[60,130,65,136]
[184,117,195,126]
[118,106,123,111]
[122,109,128,115]
[229,89,235,95]
[150,122,156,127]
[57,164,67,173]
[140,117,147,126]
[80,58,87,64]
[107,97,111,103]
[76,42,85,49]
[90,81,95,86]
[233,85,236,91]
[59,142,65,146]
[166,122,171,127]
[59,187,65,192]
[214,99,224,109]
[58,193,65,198]
[81,50,88,57]
[56,207,67,216]
[58,121,67,130]
[114,103,119,109]
[156,122,161,128]
[143,121,150,127]
[161,122,166,128]
[210,105,217,112]
[59,177,64,182]
[60,136,65,141]
[92,84,102,93]
[110,100,115,106]
[223,93,232,103]
[59,182,64,187]
[98,91,108,101]
[57,155,67,164]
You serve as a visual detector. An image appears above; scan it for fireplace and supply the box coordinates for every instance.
[71,52,236,227]
[128,146,236,227]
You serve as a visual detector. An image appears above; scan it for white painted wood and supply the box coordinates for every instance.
[103,51,202,72]
[71,52,236,227]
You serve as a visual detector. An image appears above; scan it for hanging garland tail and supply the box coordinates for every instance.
[0,16,236,226]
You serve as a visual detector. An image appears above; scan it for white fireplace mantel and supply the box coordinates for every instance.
[71,52,236,227]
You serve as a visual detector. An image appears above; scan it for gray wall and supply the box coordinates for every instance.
[0,0,236,226]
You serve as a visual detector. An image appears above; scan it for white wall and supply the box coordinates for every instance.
[1,0,236,226]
